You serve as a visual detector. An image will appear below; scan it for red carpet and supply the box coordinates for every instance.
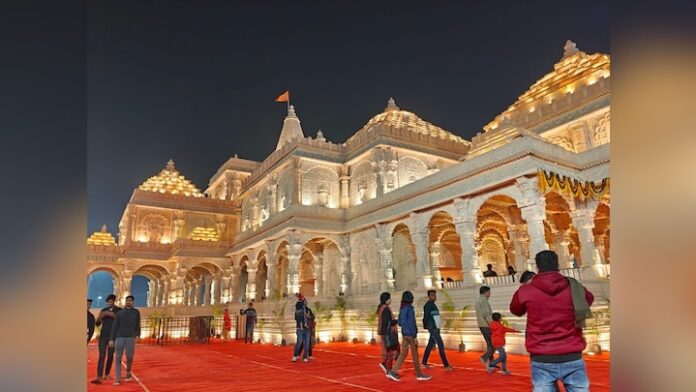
[87,340,610,391]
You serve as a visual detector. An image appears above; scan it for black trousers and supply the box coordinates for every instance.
[479,327,495,364]
[97,338,115,377]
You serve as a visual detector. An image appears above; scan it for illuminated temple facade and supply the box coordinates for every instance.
[87,41,610,352]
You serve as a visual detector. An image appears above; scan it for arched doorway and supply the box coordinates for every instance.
[256,251,268,300]
[428,211,463,285]
[475,195,522,274]
[87,269,117,309]
[392,224,417,290]
[275,241,289,297]
[299,250,315,296]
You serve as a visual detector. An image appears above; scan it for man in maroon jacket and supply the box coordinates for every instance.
[510,250,594,392]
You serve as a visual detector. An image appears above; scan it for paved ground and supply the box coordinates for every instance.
[87,340,610,391]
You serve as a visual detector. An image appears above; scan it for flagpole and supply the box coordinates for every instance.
[287,89,290,113]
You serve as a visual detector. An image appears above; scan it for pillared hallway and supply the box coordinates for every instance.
[87,340,610,391]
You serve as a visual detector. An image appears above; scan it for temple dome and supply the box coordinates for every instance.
[485,40,610,131]
[138,159,204,197]
[276,105,305,151]
[87,224,117,246]
[347,97,468,144]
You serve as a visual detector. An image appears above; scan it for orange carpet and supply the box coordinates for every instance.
[87,340,610,391]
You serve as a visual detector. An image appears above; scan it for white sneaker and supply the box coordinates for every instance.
[416,374,432,381]
[302,358,309,363]
[291,356,297,362]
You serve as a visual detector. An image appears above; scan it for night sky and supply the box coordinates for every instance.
[88,1,610,236]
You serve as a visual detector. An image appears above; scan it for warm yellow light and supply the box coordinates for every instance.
[188,226,219,241]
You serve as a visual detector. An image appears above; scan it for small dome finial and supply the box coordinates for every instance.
[385,97,399,111]
[166,159,175,171]
[101,224,108,232]
[233,153,239,159]
[563,40,579,57]
[316,130,326,142]
[288,105,297,117]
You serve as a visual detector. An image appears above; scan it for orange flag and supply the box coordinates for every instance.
[275,90,290,102]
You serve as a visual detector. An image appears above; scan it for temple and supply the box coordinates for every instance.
[87,41,610,353]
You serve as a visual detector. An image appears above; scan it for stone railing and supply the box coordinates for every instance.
[484,275,517,285]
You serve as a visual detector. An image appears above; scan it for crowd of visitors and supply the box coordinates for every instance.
[87,250,595,391]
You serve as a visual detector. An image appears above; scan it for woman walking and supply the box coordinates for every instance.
[377,292,399,374]
[386,291,431,382]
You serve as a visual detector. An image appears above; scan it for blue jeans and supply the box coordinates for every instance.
[489,347,507,370]
[531,359,589,392]
[422,328,450,367]
[292,329,310,359]
[114,337,135,382]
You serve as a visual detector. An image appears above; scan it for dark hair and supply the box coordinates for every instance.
[486,263,493,269]
[427,289,436,296]
[479,286,491,295]
[520,270,536,284]
[125,295,134,301]
[376,292,391,313]
[106,294,116,302]
[492,312,502,321]
[507,265,515,271]
[401,290,414,305]
[535,250,559,272]
[248,302,253,306]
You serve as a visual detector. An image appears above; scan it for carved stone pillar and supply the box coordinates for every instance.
[520,203,548,271]
[120,270,133,306]
[147,281,156,307]
[339,235,351,295]
[229,264,241,303]
[265,252,277,299]
[571,203,606,279]
[429,242,443,289]
[508,226,529,273]
[203,275,213,305]
[552,229,573,269]
[292,158,302,206]
[375,237,395,291]
[160,279,169,307]
[270,183,278,215]
[173,215,185,241]
[410,230,432,290]
[212,272,222,305]
[454,220,484,285]
[314,253,323,296]
[246,267,258,301]
[287,236,302,295]
[340,166,350,209]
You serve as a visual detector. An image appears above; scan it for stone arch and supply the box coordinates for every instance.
[301,237,341,296]
[87,267,119,309]
[299,250,315,296]
[132,264,171,307]
[428,211,463,285]
[474,194,522,275]
[392,223,417,290]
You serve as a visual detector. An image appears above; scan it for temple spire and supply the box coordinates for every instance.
[166,159,175,171]
[563,40,579,58]
[385,97,399,112]
[275,105,304,151]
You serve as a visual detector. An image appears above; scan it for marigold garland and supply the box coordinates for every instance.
[538,170,609,201]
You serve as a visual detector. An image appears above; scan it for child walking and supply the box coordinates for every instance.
[488,312,520,375]
[386,291,431,382]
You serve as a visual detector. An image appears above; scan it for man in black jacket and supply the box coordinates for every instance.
[109,295,141,386]
[90,294,121,384]
[421,290,453,370]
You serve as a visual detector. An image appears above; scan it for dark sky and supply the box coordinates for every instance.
[87,0,610,235]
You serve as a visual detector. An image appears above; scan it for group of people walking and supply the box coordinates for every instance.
[376,250,595,391]
[88,294,141,386]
